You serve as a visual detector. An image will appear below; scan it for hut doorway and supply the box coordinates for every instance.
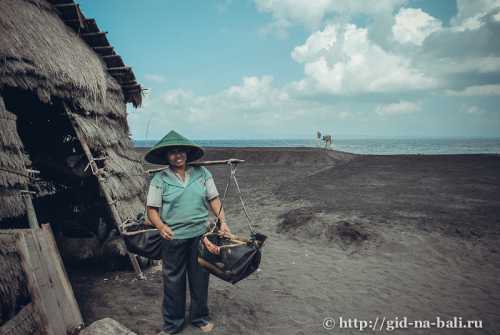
[1,88,115,262]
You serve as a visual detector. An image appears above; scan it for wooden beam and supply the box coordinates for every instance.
[54,3,77,8]
[21,189,39,229]
[62,18,92,24]
[102,54,122,59]
[146,159,246,174]
[107,66,131,72]
[80,31,108,37]
[93,46,114,52]
[40,224,83,330]
[16,236,55,335]
[75,4,85,29]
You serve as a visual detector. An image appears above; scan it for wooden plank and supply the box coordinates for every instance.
[62,18,93,24]
[40,224,83,331]
[92,46,114,52]
[21,191,39,229]
[53,3,77,8]
[24,233,67,335]
[80,31,108,37]
[8,228,83,335]
[33,229,70,330]
[75,4,85,29]
[101,54,122,59]
[16,232,54,335]
[0,303,38,335]
[107,66,131,72]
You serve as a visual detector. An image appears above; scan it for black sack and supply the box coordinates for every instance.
[197,231,267,284]
[121,216,163,260]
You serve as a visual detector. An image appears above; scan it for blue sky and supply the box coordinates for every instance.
[80,0,500,140]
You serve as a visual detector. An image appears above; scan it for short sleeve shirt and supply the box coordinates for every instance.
[146,166,219,239]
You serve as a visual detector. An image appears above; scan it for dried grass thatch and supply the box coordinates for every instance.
[0,96,30,220]
[0,0,147,224]
[0,234,31,327]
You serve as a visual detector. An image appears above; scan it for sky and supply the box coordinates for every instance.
[79,0,500,140]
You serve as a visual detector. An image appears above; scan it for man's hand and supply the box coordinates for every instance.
[219,221,231,235]
[158,223,173,240]
[203,236,220,255]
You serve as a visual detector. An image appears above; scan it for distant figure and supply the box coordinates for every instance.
[316,131,322,147]
[322,134,332,149]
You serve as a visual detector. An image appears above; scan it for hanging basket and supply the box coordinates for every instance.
[197,225,267,284]
[121,215,163,260]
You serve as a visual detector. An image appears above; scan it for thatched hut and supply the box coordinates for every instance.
[0,0,146,235]
[1,0,148,332]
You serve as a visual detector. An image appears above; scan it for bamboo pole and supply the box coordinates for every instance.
[21,189,39,229]
[146,158,245,174]
[69,117,144,279]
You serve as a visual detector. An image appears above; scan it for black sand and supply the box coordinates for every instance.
[70,148,500,335]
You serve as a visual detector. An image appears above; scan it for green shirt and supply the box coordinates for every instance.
[146,166,219,239]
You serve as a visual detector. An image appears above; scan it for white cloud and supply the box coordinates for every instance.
[452,0,500,27]
[375,101,420,116]
[392,8,442,45]
[144,74,167,83]
[291,24,435,95]
[417,9,500,76]
[446,84,500,96]
[423,56,500,76]
[338,111,352,119]
[254,0,404,33]
[132,76,346,138]
[465,105,485,115]
[255,0,334,32]
[452,14,484,32]
[291,25,336,63]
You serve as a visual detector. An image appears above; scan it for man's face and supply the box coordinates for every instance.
[167,148,187,167]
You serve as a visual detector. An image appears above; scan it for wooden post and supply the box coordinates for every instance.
[21,189,39,229]
[68,117,144,279]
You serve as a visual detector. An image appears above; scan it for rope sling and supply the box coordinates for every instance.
[212,160,255,234]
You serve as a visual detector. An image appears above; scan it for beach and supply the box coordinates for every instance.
[70,147,500,335]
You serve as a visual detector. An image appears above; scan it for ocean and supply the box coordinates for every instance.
[133,138,500,155]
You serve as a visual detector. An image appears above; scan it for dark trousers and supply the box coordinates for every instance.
[161,235,210,333]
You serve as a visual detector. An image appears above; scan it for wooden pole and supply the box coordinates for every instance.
[21,189,39,229]
[146,158,245,174]
[69,117,144,279]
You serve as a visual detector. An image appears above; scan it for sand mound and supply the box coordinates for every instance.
[203,147,354,166]
[277,207,370,249]
[277,154,500,239]
[136,147,354,169]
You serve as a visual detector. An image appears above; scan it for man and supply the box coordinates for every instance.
[144,130,230,334]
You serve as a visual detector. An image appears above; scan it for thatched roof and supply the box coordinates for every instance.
[0,0,143,107]
[0,0,147,223]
